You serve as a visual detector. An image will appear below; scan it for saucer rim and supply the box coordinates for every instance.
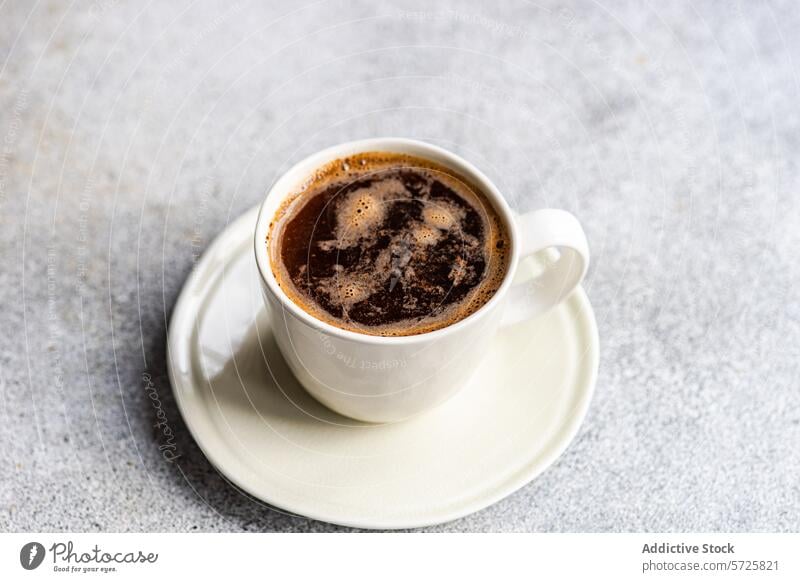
[167,206,599,530]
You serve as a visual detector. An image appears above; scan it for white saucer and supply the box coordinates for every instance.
[167,207,599,530]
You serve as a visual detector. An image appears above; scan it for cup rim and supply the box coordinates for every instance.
[253,137,520,345]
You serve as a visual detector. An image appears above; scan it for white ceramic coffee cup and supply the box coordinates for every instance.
[254,138,589,423]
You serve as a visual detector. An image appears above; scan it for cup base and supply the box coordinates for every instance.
[167,206,599,529]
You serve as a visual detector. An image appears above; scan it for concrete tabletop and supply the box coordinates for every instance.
[1,0,798,532]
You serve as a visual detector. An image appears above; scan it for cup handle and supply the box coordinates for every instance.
[501,209,590,327]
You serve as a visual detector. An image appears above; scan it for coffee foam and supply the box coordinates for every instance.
[333,178,404,246]
[268,152,510,337]
[422,204,460,230]
[318,271,376,308]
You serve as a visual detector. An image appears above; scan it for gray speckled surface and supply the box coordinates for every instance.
[1,0,799,532]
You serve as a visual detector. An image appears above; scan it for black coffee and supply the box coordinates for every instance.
[268,152,510,336]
